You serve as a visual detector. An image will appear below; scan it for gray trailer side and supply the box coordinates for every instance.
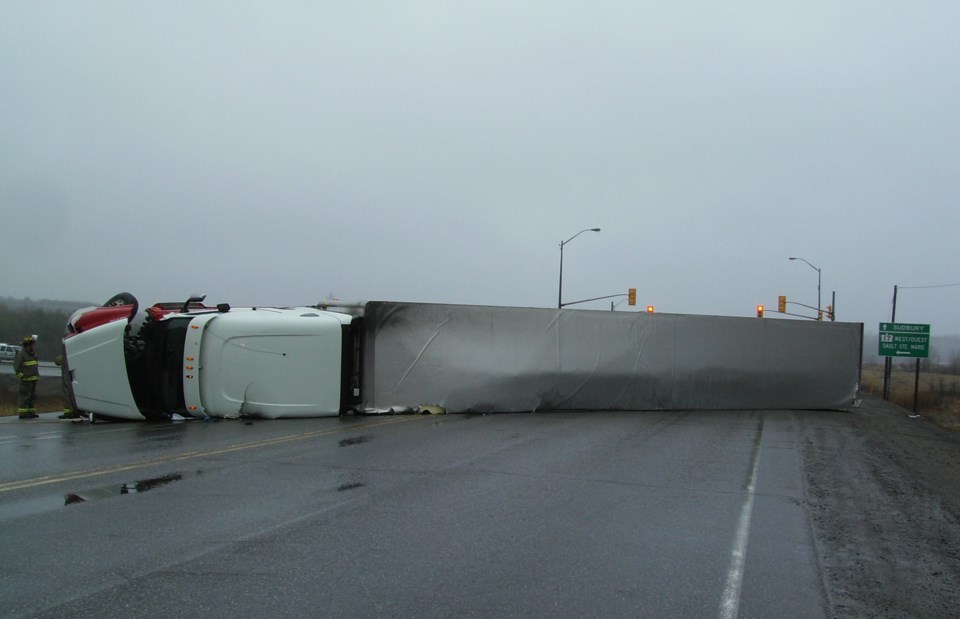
[360,302,861,413]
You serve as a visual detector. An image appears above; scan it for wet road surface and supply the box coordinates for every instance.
[1,399,958,617]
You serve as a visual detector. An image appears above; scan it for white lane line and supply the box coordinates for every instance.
[720,423,763,619]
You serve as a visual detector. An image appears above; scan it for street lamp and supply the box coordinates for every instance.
[788,256,821,319]
[558,228,601,308]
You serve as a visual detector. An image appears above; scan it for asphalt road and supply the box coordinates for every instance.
[1,398,958,618]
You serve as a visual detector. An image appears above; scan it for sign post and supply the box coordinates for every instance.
[878,322,930,416]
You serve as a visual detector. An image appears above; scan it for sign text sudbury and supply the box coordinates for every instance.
[878,322,930,358]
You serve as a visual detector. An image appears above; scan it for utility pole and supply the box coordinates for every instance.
[882,285,898,400]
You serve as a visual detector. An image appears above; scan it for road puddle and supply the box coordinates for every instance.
[67,470,200,504]
[339,435,371,447]
[121,471,184,494]
[0,470,202,521]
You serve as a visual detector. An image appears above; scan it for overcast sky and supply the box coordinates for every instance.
[2,2,958,335]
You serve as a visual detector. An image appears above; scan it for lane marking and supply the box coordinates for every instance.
[0,425,134,443]
[720,422,763,619]
[3,430,64,439]
[0,416,422,493]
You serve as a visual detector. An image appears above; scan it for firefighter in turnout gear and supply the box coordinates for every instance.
[15,336,40,419]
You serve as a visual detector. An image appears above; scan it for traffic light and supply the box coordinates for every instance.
[628,288,636,306]
[778,295,786,313]
[646,305,655,313]
[818,310,823,321]
[757,304,764,318]
[826,305,834,321]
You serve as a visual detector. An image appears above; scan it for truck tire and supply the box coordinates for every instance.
[104,292,137,307]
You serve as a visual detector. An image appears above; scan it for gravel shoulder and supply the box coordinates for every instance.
[801,395,960,617]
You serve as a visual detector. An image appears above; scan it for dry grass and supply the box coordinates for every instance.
[861,364,960,431]
[0,394,65,416]
[0,376,64,416]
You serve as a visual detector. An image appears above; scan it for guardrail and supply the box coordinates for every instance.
[0,360,56,366]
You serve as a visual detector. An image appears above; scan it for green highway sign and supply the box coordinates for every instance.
[878,322,931,358]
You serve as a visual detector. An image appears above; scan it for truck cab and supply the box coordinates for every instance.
[64,295,356,421]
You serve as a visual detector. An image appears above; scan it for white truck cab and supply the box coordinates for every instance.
[183,307,353,419]
[64,319,142,418]
[65,296,356,421]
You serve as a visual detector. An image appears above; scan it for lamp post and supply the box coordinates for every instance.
[558,228,601,308]
[788,256,821,319]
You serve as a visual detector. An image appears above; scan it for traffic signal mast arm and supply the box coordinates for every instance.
[564,288,640,309]
[786,300,820,312]
[776,299,834,321]
[560,292,631,308]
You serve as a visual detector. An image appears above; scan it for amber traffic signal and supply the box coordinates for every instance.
[646,305,655,313]
[757,305,765,318]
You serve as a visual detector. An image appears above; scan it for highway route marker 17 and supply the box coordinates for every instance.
[878,322,930,358]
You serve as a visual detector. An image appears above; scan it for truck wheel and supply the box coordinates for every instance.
[103,292,139,324]
[104,292,137,307]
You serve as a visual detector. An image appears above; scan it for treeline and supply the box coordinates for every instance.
[0,301,92,361]
[0,296,95,314]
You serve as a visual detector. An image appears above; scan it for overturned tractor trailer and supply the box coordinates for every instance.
[63,294,863,422]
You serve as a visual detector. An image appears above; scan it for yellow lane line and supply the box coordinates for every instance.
[0,416,422,493]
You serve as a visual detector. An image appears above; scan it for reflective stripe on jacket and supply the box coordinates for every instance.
[14,349,40,382]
